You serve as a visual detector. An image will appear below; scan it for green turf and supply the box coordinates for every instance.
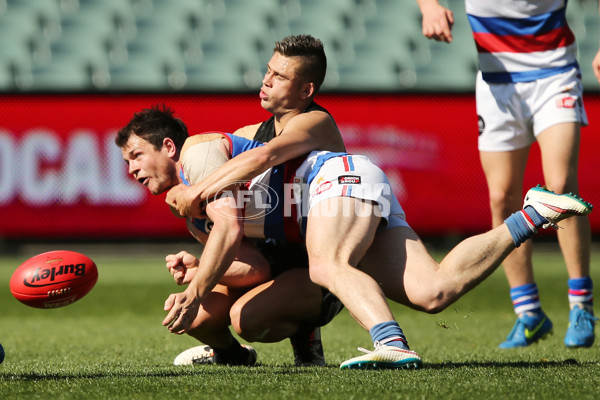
[1,245,599,399]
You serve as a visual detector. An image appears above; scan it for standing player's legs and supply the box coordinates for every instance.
[477,75,553,348]
[537,122,595,347]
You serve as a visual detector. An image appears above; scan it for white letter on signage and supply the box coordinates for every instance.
[0,131,15,204]
[61,131,102,204]
[21,130,60,205]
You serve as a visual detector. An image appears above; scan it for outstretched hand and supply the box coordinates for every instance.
[162,287,202,334]
[165,251,199,285]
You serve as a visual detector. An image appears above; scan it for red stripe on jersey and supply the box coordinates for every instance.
[342,156,350,172]
[474,26,575,53]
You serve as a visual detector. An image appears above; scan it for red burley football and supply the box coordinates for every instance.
[9,250,98,309]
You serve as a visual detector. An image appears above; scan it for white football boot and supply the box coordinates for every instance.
[173,344,257,366]
[340,342,422,370]
[523,185,593,229]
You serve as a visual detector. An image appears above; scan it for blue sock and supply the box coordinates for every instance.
[370,321,409,350]
[510,283,541,316]
[568,276,594,312]
[504,206,547,247]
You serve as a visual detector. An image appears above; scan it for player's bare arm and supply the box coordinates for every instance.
[167,111,344,218]
[186,217,272,288]
[417,0,454,43]
[165,238,269,288]
[162,190,244,334]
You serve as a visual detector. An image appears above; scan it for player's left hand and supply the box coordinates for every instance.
[162,288,202,334]
[165,251,198,285]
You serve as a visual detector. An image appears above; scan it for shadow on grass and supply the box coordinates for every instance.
[2,359,598,381]
[422,359,598,369]
[0,364,324,381]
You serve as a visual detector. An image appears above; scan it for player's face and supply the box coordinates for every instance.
[260,52,308,114]
[121,134,179,195]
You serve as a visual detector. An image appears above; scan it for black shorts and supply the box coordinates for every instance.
[253,238,344,326]
[252,238,308,278]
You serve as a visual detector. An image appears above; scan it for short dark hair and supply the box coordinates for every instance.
[274,34,327,92]
[115,104,188,150]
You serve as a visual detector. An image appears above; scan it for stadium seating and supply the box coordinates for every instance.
[0,0,597,92]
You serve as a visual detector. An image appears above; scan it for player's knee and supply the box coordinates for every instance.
[307,262,333,289]
[488,189,519,215]
[413,289,451,314]
[422,300,447,314]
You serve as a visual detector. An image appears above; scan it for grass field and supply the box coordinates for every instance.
[1,242,599,399]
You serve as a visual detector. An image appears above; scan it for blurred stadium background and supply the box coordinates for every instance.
[1,0,598,93]
[0,0,599,249]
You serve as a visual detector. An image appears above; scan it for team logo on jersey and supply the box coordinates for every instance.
[316,181,332,194]
[478,115,485,135]
[338,175,361,184]
[556,97,576,109]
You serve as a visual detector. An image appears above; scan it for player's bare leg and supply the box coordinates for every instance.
[230,268,323,342]
[359,225,515,313]
[173,284,257,366]
[306,197,391,329]
[538,122,595,347]
[538,123,591,280]
[306,197,422,369]
[230,268,329,366]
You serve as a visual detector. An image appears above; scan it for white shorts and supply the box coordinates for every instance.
[306,154,409,230]
[477,67,588,152]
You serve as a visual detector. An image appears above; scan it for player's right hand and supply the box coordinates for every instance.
[420,2,454,43]
[165,251,199,285]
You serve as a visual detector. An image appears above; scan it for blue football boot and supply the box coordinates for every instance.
[499,311,553,349]
[564,305,597,348]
